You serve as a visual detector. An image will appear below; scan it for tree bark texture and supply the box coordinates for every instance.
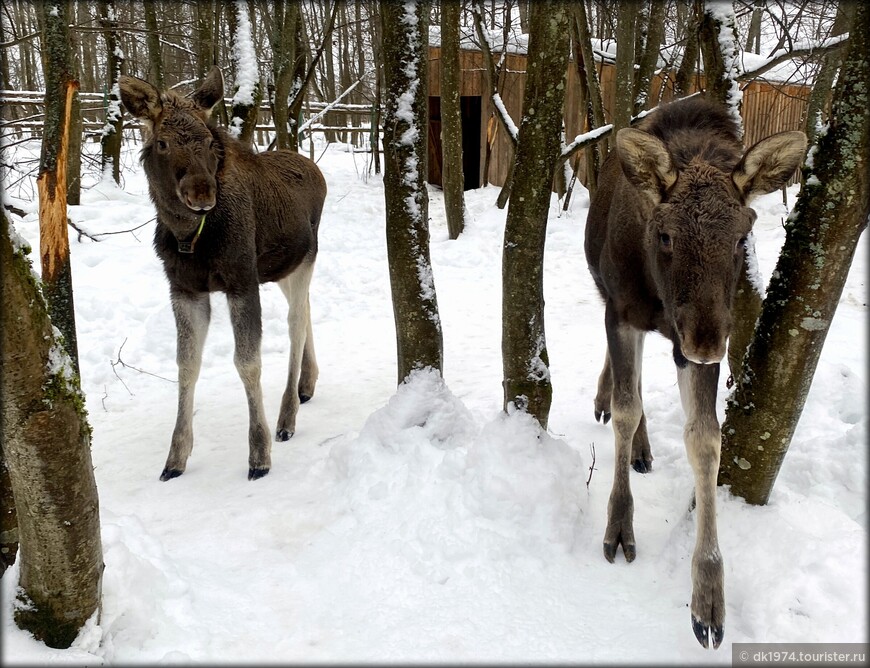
[37,0,80,375]
[380,0,443,384]
[440,1,466,240]
[718,2,870,505]
[1,213,104,649]
[501,1,570,429]
[675,0,702,96]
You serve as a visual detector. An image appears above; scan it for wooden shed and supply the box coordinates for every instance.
[426,46,812,190]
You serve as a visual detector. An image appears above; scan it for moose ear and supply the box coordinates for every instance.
[119,75,163,123]
[616,128,677,205]
[732,131,807,203]
[191,66,224,114]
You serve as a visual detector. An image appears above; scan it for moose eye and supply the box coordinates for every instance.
[736,236,747,252]
[156,139,168,151]
[659,232,671,249]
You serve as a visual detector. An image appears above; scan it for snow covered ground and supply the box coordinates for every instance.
[2,135,867,664]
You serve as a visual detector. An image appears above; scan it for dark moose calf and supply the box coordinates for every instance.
[585,97,806,648]
[120,67,327,481]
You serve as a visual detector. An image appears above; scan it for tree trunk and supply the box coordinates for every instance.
[633,0,666,114]
[143,0,165,89]
[1,457,17,575]
[573,1,606,184]
[501,0,569,429]
[696,0,759,384]
[675,0,702,96]
[440,1,466,239]
[744,0,763,53]
[99,0,124,184]
[802,1,854,151]
[271,0,298,150]
[228,0,262,145]
[380,0,443,384]
[37,0,80,375]
[718,2,870,505]
[612,2,636,134]
[1,213,104,649]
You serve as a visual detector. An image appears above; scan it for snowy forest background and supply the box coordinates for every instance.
[1,0,868,664]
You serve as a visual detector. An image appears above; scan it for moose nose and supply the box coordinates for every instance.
[177,178,216,212]
[183,194,215,212]
[674,307,727,365]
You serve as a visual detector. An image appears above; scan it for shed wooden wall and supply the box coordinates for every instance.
[427,46,811,189]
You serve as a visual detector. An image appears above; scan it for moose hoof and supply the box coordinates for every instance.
[594,409,611,424]
[632,457,653,474]
[603,537,636,563]
[159,468,183,481]
[275,428,294,442]
[692,615,724,649]
[299,392,312,404]
[248,467,270,480]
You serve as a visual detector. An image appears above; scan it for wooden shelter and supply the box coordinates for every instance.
[426,46,812,189]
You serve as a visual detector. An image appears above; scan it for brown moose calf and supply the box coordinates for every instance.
[120,67,326,481]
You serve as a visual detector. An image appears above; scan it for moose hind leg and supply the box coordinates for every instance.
[603,312,644,563]
[276,260,316,440]
[163,291,211,481]
[227,288,271,480]
[678,362,725,649]
[298,295,319,403]
[631,365,654,473]
[593,350,612,424]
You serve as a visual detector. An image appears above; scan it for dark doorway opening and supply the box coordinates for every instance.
[427,95,482,190]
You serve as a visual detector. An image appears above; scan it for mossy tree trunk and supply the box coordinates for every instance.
[501,1,570,429]
[1,213,104,649]
[380,0,443,384]
[718,2,870,505]
[37,0,80,375]
[441,0,466,240]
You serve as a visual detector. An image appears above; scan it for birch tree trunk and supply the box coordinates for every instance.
[380,0,443,383]
[1,213,104,649]
[37,0,80,374]
[501,0,570,429]
[440,1,466,239]
[718,2,870,505]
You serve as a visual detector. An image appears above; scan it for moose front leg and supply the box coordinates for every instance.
[603,310,645,563]
[227,287,271,480]
[678,361,725,649]
[162,290,211,480]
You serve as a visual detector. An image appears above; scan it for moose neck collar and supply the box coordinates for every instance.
[177,214,207,254]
